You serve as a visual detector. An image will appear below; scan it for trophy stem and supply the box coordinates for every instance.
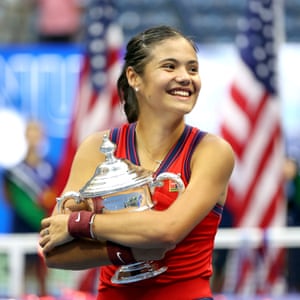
[111,261,167,284]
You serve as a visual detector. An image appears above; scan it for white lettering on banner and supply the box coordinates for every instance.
[0,49,82,138]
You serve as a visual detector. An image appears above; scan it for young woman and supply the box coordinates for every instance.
[39,25,235,300]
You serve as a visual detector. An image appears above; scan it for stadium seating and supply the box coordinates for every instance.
[117,0,300,43]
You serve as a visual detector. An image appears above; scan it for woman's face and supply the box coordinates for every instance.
[137,37,201,118]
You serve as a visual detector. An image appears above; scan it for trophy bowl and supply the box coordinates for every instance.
[56,134,184,284]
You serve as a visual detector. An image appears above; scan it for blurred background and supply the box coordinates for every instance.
[0,0,300,299]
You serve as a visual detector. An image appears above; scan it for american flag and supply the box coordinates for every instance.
[52,0,126,196]
[220,0,285,294]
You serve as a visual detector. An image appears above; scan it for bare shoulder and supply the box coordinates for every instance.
[76,131,108,156]
[62,131,109,192]
[73,130,110,173]
[200,133,234,158]
[191,132,235,178]
[187,133,235,206]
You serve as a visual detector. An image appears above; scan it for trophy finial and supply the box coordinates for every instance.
[100,134,117,163]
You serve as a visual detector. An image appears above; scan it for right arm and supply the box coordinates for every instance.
[44,239,110,270]
[45,237,168,270]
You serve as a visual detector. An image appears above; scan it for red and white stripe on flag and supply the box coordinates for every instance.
[220,0,286,294]
[52,0,126,196]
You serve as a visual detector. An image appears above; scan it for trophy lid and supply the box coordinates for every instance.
[79,134,153,198]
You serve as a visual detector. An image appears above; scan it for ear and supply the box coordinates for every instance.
[126,66,141,89]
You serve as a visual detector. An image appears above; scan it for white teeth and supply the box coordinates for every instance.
[172,90,189,97]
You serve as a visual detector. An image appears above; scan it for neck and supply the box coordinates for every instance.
[135,122,184,171]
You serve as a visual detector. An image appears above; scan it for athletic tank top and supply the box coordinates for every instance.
[97,123,223,299]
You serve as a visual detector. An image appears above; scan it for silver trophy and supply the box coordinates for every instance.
[56,134,184,284]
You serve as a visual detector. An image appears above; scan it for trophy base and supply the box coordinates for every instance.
[111,261,167,284]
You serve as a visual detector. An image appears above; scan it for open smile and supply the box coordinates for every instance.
[168,88,192,97]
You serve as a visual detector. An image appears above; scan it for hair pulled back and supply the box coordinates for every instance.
[117,25,197,123]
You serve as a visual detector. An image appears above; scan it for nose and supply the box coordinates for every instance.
[174,68,191,85]
[175,76,191,85]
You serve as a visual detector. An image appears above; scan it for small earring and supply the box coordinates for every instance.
[135,87,139,92]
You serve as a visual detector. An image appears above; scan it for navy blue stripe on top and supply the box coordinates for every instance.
[110,124,223,214]
[110,123,206,180]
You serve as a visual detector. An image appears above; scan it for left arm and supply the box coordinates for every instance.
[40,134,234,252]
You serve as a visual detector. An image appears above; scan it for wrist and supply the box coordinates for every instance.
[68,211,96,239]
[106,241,137,265]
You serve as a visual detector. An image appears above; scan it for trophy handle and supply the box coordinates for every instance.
[150,172,185,194]
[56,191,82,213]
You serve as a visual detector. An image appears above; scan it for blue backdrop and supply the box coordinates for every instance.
[0,44,83,232]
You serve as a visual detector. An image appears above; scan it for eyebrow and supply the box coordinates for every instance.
[158,58,198,65]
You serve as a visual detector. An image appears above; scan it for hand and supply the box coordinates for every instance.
[39,214,74,253]
[132,244,175,261]
[60,198,92,214]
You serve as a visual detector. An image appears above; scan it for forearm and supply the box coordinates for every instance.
[92,209,174,248]
[40,209,175,259]
[44,239,109,270]
[44,237,170,270]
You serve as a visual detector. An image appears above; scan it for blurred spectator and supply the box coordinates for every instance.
[283,157,300,292]
[2,120,56,296]
[36,0,85,43]
[0,0,36,43]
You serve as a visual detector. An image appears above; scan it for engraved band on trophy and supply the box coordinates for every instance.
[56,134,185,284]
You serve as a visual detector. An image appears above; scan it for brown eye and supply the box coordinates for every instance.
[188,65,198,74]
[163,64,175,70]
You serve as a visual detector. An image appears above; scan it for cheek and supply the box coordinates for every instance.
[195,76,202,92]
[143,79,166,98]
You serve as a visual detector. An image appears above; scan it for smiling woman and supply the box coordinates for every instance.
[39,25,235,300]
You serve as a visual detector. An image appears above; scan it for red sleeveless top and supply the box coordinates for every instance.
[97,123,223,300]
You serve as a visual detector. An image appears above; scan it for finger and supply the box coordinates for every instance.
[40,228,50,237]
[64,207,73,214]
[40,217,51,229]
[39,235,50,249]
[40,237,55,253]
